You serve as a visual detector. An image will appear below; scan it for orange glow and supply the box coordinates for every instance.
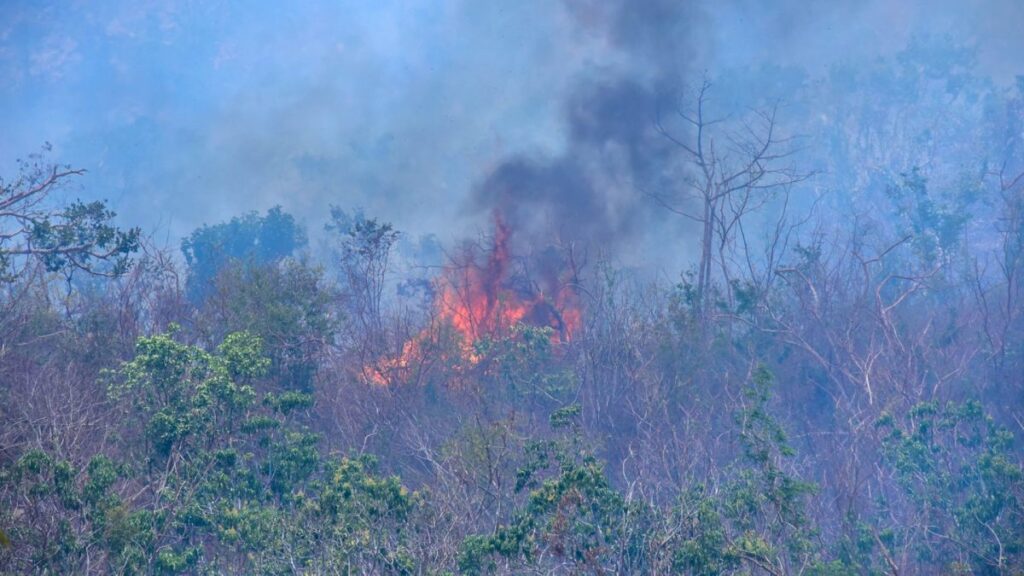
[363,214,581,385]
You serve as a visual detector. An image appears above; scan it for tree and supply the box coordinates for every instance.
[198,258,337,391]
[327,207,400,355]
[181,206,306,302]
[871,401,1024,574]
[666,366,833,576]
[0,145,140,283]
[654,80,810,325]
[457,404,647,575]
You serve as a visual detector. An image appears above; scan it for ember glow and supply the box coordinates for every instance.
[364,214,581,385]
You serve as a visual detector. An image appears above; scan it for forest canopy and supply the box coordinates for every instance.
[1,4,1024,576]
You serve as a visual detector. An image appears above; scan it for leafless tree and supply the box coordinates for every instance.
[653,79,812,324]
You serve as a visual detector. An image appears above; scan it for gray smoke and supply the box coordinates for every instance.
[468,0,698,264]
[2,0,1022,271]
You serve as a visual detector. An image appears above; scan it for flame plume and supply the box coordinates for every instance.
[364,214,581,385]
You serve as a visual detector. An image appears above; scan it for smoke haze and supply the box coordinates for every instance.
[1,0,1022,266]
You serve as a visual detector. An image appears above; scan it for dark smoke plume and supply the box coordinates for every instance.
[468,0,699,260]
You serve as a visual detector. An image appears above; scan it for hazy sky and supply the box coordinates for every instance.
[2,0,1022,250]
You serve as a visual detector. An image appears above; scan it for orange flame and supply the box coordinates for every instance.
[364,214,581,385]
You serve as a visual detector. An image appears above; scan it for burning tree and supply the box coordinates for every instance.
[363,214,582,386]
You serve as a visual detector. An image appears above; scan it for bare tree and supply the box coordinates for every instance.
[975,165,1024,367]
[653,80,811,324]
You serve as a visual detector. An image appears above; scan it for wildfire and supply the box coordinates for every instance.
[363,214,581,385]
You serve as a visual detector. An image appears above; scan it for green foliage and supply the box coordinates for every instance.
[664,366,832,575]
[1,327,435,574]
[201,258,336,390]
[29,199,140,278]
[549,403,582,429]
[459,407,644,574]
[154,547,200,574]
[327,207,401,267]
[0,448,157,574]
[218,455,422,575]
[671,485,740,574]
[873,400,1024,572]
[266,390,315,414]
[311,455,419,569]
[265,431,320,495]
[4,49,1024,576]
[218,331,272,380]
[885,167,975,266]
[109,327,261,459]
[477,324,575,405]
[0,146,140,282]
[182,206,307,302]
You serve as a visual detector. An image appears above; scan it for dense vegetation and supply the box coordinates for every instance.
[3,44,1024,574]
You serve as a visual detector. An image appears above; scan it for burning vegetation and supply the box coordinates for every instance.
[6,4,1024,573]
[363,214,582,385]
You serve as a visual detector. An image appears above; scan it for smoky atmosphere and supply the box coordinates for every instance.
[2,0,1023,574]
